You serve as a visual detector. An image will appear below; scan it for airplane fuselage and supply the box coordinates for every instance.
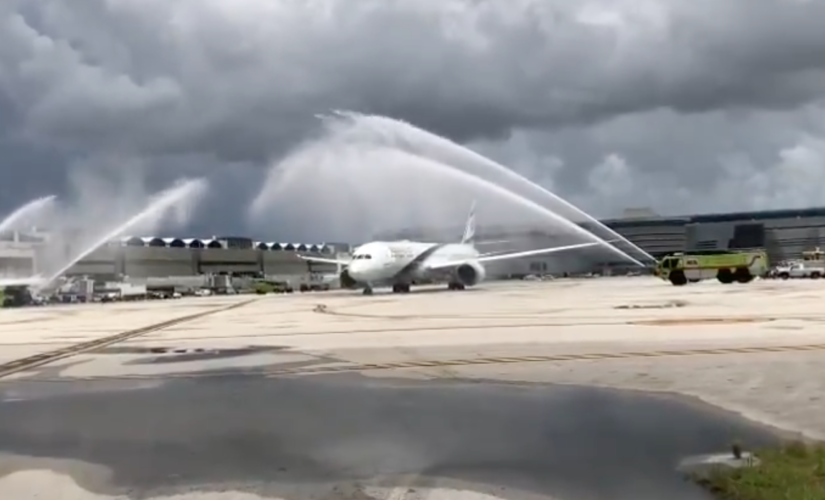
[346,240,481,285]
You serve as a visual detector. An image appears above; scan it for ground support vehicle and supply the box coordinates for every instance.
[771,261,825,280]
[656,250,768,286]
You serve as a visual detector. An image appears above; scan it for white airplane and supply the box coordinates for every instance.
[298,203,602,295]
[0,274,46,288]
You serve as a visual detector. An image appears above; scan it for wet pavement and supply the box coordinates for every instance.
[3,278,822,499]
[0,370,780,500]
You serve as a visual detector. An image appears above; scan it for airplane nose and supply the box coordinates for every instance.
[347,261,366,280]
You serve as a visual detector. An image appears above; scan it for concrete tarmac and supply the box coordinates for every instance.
[1,277,824,499]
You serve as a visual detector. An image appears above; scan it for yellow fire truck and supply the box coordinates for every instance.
[655,250,769,286]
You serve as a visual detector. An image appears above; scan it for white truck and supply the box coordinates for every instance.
[772,261,825,279]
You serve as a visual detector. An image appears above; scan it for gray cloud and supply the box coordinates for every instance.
[3,0,825,239]
[470,105,825,218]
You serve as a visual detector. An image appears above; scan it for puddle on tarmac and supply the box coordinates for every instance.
[0,372,781,500]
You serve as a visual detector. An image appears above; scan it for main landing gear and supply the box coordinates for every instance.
[364,283,465,294]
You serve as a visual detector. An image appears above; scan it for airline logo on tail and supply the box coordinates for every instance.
[460,201,476,245]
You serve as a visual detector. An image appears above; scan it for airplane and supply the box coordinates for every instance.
[0,274,46,288]
[297,202,603,295]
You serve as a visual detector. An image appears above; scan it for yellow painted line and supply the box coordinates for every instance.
[319,342,825,374]
[782,344,824,351]
[619,351,662,357]
[22,340,825,383]
[508,355,554,362]
[632,317,766,326]
[0,299,258,380]
[200,342,825,378]
[451,358,500,364]
[403,361,443,367]
[486,356,538,363]
[364,362,413,369]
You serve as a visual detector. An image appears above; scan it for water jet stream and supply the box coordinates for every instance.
[34,179,207,291]
[0,195,57,234]
[258,145,645,267]
[328,111,655,264]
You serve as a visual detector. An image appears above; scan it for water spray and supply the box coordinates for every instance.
[255,140,645,267]
[0,195,57,234]
[374,149,646,267]
[33,178,208,292]
[326,111,656,265]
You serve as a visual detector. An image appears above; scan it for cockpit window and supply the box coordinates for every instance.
[353,254,372,260]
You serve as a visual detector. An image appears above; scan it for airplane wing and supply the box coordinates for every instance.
[297,255,352,266]
[0,275,46,287]
[424,242,601,270]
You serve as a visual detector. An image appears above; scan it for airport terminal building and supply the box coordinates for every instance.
[0,234,350,287]
[376,206,825,276]
[603,206,825,260]
[2,206,824,283]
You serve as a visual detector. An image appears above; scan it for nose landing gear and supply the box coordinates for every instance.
[392,284,411,293]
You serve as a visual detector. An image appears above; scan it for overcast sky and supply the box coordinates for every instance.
[3,0,825,241]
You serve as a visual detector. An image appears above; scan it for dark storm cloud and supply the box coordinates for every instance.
[470,106,825,218]
[3,0,825,234]
[5,0,825,155]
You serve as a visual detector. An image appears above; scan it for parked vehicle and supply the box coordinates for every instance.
[772,261,825,280]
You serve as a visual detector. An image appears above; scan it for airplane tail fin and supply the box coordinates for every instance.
[460,201,477,245]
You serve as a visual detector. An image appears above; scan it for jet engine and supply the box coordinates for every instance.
[455,261,486,287]
[339,269,358,289]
